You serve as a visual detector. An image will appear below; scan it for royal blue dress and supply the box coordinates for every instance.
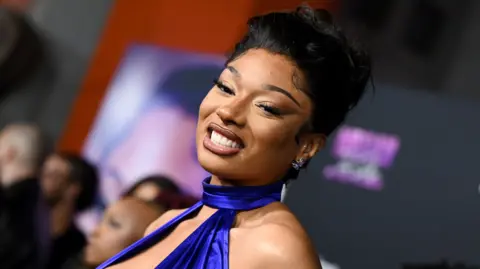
[97,177,284,269]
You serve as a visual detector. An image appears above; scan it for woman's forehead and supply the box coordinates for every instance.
[109,198,139,215]
[227,49,297,85]
[225,49,311,108]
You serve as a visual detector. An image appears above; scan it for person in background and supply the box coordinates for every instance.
[63,197,165,269]
[124,174,181,202]
[40,152,99,269]
[0,123,50,269]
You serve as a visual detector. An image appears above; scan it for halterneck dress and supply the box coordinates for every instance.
[97,177,283,269]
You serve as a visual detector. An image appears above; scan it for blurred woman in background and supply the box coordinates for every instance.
[63,197,163,269]
[63,189,197,269]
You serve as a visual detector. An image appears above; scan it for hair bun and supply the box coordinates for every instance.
[296,4,334,25]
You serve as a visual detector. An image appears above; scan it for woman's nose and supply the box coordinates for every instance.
[215,99,247,126]
[90,224,101,239]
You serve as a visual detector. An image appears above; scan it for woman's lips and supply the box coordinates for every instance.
[207,123,244,147]
[203,131,241,156]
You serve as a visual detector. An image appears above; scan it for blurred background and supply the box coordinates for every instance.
[1,0,479,269]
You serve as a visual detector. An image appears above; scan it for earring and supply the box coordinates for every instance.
[292,158,306,170]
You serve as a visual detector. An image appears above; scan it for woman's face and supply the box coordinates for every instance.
[196,49,323,185]
[84,197,161,266]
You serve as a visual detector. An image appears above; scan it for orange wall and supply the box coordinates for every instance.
[58,0,337,153]
[0,0,32,11]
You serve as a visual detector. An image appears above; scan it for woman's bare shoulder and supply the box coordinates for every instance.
[143,209,187,236]
[243,203,322,269]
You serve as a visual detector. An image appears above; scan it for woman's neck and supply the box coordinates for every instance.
[50,202,75,238]
[209,175,276,187]
[208,175,233,186]
[201,175,282,225]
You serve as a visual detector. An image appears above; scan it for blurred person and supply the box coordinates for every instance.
[98,5,371,269]
[124,174,181,202]
[40,152,99,269]
[0,123,49,269]
[0,6,44,96]
[63,197,165,269]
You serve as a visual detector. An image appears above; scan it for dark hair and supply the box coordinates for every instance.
[125,175,181,197]
[57,152,99,211]
[151,192,198,211]
[124,175,197,211]
[0,7,44,97]
[227,5,372,136]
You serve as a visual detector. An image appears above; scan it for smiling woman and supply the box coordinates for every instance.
[97,4,371,269]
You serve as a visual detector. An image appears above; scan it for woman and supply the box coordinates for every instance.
[98,5,371,269]
[63,197,164,269]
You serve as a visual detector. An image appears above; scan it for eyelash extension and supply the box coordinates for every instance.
[257,103,281,116]
[212,79,281,117]
[213,79,235,95]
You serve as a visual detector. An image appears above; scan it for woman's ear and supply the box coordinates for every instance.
[295,133,326,160]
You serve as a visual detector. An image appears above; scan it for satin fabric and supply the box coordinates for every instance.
[97,178,283,269]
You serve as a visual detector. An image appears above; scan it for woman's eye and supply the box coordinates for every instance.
[257,104,281,116]
[213,79,235,95]
[107,217,121,229]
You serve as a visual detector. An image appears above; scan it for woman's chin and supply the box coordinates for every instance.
[83,247,101,267]
[83,258,101,268]
[198,155,240,179]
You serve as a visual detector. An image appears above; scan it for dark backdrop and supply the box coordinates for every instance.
[288,84,480,269]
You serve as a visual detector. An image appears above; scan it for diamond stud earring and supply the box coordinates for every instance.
[292,158,306,170]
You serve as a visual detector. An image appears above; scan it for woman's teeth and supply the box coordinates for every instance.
[210,131,241,148]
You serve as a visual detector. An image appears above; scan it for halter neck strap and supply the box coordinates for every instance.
[201,178,283,211]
